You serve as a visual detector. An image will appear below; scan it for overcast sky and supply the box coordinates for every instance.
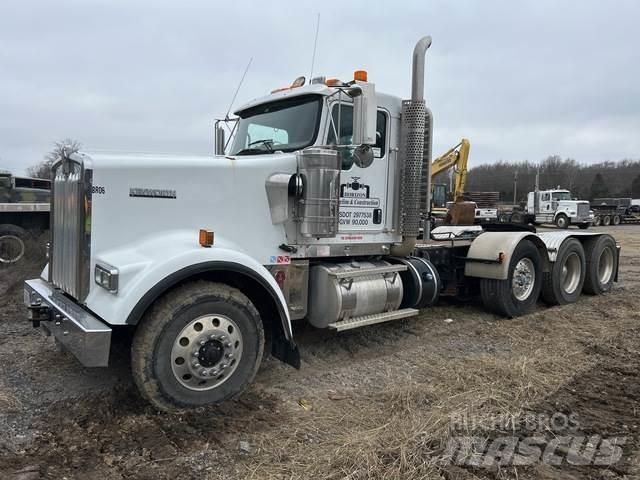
[1,0,639,174]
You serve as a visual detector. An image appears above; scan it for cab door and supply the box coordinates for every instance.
[326,103,390,233]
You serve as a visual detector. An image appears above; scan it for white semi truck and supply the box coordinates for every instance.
[24,37,620,411]
[509,188,593,229]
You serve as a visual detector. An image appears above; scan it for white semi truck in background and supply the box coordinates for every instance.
[510,188,593,229]
[23,36,620,411]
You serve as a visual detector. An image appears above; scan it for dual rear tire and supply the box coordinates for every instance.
[583,235,617,294]
[481,235,618,317]
[480,240,542,318]
[542,238,585,305]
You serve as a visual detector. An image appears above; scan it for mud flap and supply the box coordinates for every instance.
[272,336,301,369]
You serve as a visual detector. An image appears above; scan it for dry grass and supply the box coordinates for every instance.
[241,293,636,480]
[0,382,21,412]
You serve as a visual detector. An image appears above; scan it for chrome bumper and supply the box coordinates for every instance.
[24,278,111,367]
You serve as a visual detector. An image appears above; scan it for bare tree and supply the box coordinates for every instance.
[27,138,83,178]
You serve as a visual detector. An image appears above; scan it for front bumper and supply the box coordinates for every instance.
[24,278,111,367]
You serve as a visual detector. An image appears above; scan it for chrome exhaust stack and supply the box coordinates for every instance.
[392,36,433,255]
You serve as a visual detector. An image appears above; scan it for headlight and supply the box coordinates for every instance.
[95,263,119,293]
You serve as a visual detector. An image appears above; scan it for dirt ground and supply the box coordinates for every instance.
[1,225,639,479]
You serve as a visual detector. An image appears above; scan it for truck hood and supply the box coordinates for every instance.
[82,151,297,262]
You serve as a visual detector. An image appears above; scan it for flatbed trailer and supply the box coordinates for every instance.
[591,198,640,226]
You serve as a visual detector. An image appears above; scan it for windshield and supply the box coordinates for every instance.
[552,191,572,201]
[230,95,322,155]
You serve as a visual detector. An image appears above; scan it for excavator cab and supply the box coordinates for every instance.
[429,138,475,226]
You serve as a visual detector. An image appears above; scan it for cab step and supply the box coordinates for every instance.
[328,308,419,332]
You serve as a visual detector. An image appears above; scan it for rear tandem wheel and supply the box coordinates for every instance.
[480,240,543,318]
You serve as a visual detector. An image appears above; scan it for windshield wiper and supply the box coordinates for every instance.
[234,139,275,156]
[247,139,274,152]
[234,147,271,156]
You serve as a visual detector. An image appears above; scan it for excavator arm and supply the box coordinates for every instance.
[431,138,470,202]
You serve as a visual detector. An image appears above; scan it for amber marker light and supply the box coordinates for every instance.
[199,229,214,248]
[354,70,368,82]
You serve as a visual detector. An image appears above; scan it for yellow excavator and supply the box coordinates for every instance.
[430,138,476,224]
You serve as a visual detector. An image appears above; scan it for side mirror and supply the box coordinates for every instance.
[352,80,376,147]
[214,125,226,155]
[353,144,374,168]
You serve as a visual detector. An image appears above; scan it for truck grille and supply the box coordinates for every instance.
[51,157,92,302]
[578,203,589,217]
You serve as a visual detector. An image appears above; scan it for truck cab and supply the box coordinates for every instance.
[526,189,592,229]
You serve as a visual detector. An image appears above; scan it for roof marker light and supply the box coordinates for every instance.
[354,70,368,82]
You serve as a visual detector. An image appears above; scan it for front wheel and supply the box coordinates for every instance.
[480,240,543,318]
[0,224,28,264]
[555,214,569,229]
[510,212,524,224]
[132,281,264,411]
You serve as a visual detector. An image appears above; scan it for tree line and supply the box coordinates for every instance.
[25,141,640,203]
[458,156,640,203]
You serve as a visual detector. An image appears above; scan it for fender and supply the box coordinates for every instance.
[83,232,299,367]
[464,231,550,280]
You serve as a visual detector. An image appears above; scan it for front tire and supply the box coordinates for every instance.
[0,224,28,264]
[541,238,586,305]
[480,240,543,318]
[510,212,524,224]
[555,214,569,229]
[131,281,264,412]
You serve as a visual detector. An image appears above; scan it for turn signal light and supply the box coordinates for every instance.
[354,70,368,82]
[199,229,214,248]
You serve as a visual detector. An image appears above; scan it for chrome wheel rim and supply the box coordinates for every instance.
[598,247,614,285]
[0,235,25,264]
[561,252,581,294]
[512,258,536,301]
[171,314,243,391]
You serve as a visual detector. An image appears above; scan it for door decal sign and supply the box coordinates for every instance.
[340,177,380,227]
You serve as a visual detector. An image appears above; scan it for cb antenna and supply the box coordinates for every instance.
[225,57,253,120]
[309,13,320,80]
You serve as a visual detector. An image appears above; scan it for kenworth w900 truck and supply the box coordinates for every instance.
[24,37,620,411]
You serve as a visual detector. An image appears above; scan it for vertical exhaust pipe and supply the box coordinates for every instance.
[411,36,432,101]
[392,36,432,255]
